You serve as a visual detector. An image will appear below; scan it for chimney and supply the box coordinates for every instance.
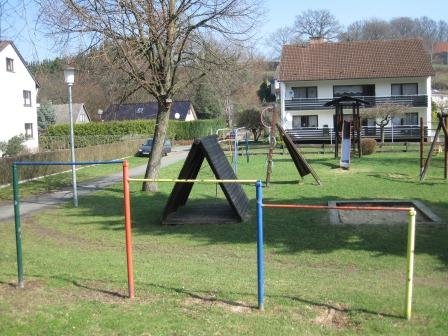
[309,36,325,44]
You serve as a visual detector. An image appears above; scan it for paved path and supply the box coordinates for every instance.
[0,147,189,221]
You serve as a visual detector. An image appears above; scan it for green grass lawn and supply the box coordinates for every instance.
[0,151,447,335]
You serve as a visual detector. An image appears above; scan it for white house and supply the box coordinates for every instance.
[0,41,39,152]
[277,38,435,142]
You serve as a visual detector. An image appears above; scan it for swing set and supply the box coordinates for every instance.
[419,112,448,181]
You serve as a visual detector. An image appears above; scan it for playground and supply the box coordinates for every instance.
[0,149,447,335]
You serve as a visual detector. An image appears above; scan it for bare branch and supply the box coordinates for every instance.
[36,0,263,191]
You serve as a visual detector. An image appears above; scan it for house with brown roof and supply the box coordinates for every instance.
[52,103,91,125]
[433,42,448,64]
[277,39,434,142]
[103,101,197,122]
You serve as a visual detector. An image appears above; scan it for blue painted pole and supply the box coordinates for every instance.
[256,180,264,310]
[13,160,123,166]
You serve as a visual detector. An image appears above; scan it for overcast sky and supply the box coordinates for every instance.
[2,0,448,62]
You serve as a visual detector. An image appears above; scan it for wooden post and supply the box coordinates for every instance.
[357,104,362,158]
[420,117,424,174]
[351,104,356,153]
[420,121,442,181]
[334,105,340,158]
[444,115,448,180]
[265,105,277,186]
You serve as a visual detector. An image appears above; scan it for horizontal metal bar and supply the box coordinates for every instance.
[128,178,258,184]
[263,203,414,212]
[13,160,124,166]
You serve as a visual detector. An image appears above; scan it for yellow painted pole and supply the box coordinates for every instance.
[405,208,416,320]
[128,178,258,184]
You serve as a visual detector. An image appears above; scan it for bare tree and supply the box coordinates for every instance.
[338,21,364,41]
[340,19,391,41]
[265,26,299,60]
[38,0,261,191]
[414,17,440,59]
[437,20,448,42]
[0,0,7,38]
[340,16,448,60]
[363,103,408,146]
[293,9,341,41]
[390,17,416,38]
[0,0,23,40]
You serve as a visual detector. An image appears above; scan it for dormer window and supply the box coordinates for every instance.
[6,58,14,72]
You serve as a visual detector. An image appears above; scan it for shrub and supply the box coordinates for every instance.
[361,138,377,155]
[236,108,263,141]
[0,135,26,156]
[44,119,226,148]
[37,102,56,132]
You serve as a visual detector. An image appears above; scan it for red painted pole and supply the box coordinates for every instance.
[123,161,135,299]
[262,203,412,212]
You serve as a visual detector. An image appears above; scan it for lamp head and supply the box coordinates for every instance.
[64,67,76,85]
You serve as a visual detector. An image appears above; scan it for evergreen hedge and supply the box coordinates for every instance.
[45,119,226,145]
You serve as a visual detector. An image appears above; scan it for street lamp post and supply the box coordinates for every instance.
[64,67,78,207]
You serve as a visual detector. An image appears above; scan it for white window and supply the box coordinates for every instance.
[6,58,14,72]
[391,112,419,126]
[80,114,86,122]
[333,85,375,97]
[292,115,318,128]
[23,90,32,106]
[404,112,419,125]
[391,83,418,96]
[25,123,33,139]
[292,86,317,99]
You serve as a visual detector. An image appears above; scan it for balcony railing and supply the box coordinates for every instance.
[286,125,426,144]
[284,95,428,111]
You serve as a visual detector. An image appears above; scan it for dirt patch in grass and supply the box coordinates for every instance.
[313,304,354,329]
[184,295,253,314]
[0,277,149,313]
[0,279,50,315]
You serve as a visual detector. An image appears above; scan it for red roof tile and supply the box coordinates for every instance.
[278,39,434,82]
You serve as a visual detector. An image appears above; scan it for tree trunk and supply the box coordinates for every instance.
[252,129,258,141]
[141,99,172,192]
[265,106,278,187]
[380,126,385,146]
